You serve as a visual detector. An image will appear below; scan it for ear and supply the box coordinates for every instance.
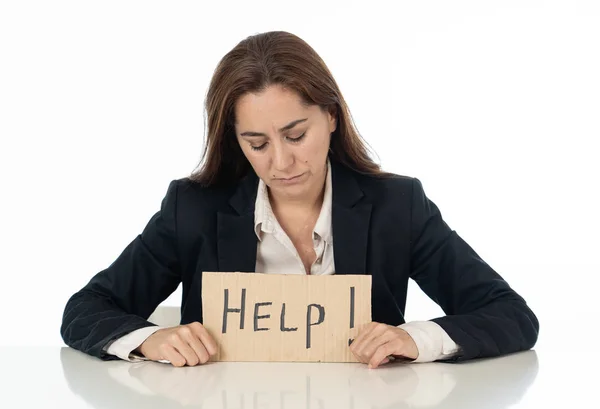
[327,105,338,133]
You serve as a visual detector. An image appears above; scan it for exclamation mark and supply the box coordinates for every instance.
[348,286,355,346]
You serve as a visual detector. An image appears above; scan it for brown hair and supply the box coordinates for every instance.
[190,31,387,186]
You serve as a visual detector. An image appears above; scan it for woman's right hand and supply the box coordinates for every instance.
[136,322,218,367]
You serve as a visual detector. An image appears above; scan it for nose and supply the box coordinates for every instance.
[272,142,294,172]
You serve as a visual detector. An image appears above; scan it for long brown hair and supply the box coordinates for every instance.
[190,31,386,186]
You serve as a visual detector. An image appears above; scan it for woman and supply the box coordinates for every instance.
[60,31,539,369]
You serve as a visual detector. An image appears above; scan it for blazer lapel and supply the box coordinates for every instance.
[331,160,372,275]
[217,172,259,273]
[216,161,372,275]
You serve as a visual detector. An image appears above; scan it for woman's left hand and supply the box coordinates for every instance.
[349,322,419,368]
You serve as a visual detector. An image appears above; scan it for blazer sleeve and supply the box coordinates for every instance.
[408,178,539,362]
[60,180,182,360]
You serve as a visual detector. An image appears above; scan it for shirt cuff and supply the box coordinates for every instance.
[399,321,461,363]
[105,326,164,362]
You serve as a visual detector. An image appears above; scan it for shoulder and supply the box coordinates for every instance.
[166,177,241,214]
[351,169,421,203]
[175,177,237,199]
[329,159,428,207]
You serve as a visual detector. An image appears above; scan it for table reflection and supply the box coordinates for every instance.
[60,348,538,409]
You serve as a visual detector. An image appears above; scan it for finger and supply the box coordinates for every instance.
[190,322,218,356]
[160,344,186,367]
[190,340,210,364]
[180,327,210,364]
[170,334,200,366]
[369,341,397,369]
[357,323,388,350]
[350,322,383,363]
[360,329,398,360]
[353,323,391,360]
[350,345,366,364]
[350,322,378,355]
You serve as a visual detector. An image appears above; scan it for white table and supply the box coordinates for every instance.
[1,346,592,408]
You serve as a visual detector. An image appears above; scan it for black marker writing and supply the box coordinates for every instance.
[254,302,272,331]
[280,303,298,332]
[222,288,246,333]
[306,304,325,349]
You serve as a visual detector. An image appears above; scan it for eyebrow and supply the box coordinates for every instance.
[240,118,308,137]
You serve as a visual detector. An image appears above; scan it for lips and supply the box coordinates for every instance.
[276,173,303,181]
[279,175,301,181]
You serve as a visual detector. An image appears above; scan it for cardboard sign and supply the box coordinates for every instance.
[201,272,372,362]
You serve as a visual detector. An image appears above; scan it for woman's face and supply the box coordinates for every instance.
[234,84,336,201]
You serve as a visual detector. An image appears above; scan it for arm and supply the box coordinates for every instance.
[409,178,539,362]
[399,321,460,362]
[60,180,182,360]
[103,326,165,362]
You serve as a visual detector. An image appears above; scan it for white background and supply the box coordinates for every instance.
[1,0,598,368]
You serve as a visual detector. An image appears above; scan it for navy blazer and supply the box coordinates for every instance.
[60,159,539,361]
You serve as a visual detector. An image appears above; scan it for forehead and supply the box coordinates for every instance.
[234,86,317,129]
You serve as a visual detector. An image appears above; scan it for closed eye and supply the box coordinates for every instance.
[250,142,268,151]
[286,132,306,143]
[250,132,306,151]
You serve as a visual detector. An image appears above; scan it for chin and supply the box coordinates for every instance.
[273,182,307,195]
